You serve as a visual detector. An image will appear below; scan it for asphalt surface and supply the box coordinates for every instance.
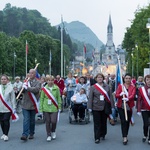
[0,108,149,150]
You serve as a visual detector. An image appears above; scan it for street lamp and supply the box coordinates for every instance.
[146,18,150,43]
[131,53,134,77]
[135,44,138,78]
[146,18,150,74]
[13,52,16,79]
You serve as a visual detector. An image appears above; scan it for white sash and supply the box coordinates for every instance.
[27,82,39,113]
[42,87,58,109]
[0,85,19,122]
[140,87,150,108]
[94,83,111,103]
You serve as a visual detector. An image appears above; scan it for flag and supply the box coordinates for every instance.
[115,64,123,91]
[50,50,52,62]
[84,45,86,54]
[36,70,40,79]
[26,40,28,54]
[92,50,95,59]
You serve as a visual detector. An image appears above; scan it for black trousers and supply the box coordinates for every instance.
[72,104,85,119]
[92,110,107,140]
[0,112,11,136]
[118,108,132,137]
[142,111,150,139]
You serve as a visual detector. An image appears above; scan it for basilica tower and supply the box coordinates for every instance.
[102,15,117,64]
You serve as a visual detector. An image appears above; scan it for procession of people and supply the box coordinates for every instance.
[0,69,150,147]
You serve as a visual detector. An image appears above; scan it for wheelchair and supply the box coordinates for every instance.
[68,102,90,124]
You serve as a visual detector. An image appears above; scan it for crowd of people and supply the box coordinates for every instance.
[0,70,149,146]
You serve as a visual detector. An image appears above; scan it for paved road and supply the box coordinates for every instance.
[0,109,149,150]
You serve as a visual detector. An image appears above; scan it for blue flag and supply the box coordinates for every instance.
[115,64,122,91]
[36,70,40,79]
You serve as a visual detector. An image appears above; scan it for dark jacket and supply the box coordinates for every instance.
[88,83,112,112]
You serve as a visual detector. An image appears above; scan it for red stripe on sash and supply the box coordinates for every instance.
[28,92,38,113]
[94,84,111,103]
[0,94,17,120]
[42,87,58,109]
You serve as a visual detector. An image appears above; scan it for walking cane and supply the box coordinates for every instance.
[16,63,40,100]
[118,56,128,121]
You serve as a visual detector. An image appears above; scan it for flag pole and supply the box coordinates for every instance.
[118,55,128,121]
[64,56,66,77]
[25,40,28,76]
[61,15,63,77]
[49,50,51,75]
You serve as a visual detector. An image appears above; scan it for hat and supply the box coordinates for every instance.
[15,76,20,80]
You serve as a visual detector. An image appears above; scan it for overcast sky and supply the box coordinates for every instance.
[0,0,149,47]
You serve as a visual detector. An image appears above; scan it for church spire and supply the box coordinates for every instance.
[107,14,113,33]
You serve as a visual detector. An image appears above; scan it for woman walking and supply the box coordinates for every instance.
[40,75,61,142]
[115,73,136,145]
[137,75,150,144]
[88,73,112,144]
[0,75,16,141]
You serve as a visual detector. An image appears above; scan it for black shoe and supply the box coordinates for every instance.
[28,135,34,139]
[20,136,27,141]
[79,118,82,122]
[95,139,100,144]
[142,137,147,142]
[101,136,105,140]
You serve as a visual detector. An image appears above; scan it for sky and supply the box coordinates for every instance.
[0,0,149,47]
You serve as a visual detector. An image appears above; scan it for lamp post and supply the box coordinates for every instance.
[13,52,16,79]
[146,18,150,74]
[135,44,138,78]
[131,53,134,77]
[146,18,150,43]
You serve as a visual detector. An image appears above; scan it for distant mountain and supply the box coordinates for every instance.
[57,21,104,49]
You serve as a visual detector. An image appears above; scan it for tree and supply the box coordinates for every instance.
[122,5,150,77]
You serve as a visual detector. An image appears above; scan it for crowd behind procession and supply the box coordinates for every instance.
[0,70,150,146]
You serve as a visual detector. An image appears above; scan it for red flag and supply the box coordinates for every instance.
[84,45,86,54]
[26,40,28,54]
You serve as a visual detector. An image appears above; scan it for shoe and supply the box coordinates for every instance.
[4,135,9,141]
[148,139,150,145]
[20,136,27,141]
[123,137,128,145]
[47,136,52,142]
[101,136,105,140]
[28,135,34,139]
[75,119,78,122]
[142,136,147,142]
[95,139,100,144]
[51,132,56,139]
[1,134,5,140]
[79,118,82,122]
[110,119,115,126]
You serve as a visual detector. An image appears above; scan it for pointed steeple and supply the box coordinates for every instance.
[107,14,113,33]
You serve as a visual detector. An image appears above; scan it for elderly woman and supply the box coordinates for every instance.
[40,75,61,142]
[115,73,136,145]
[137,75,150,144]
[0,74,16,141]
[88,73,112,144]
[71,88,88,122]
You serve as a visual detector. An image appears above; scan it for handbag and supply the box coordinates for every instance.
[104,101,112,115]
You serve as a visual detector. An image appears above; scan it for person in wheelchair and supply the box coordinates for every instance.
[71,88,88,122]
